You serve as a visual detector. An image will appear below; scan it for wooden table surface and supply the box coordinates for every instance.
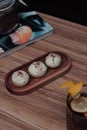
[0,12,87,130]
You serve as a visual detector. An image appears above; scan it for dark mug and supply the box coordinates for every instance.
[0,0,28,36]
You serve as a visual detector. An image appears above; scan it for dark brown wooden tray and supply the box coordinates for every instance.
[5,51,72,95]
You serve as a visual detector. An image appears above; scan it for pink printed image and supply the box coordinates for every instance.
[10,25,32,44]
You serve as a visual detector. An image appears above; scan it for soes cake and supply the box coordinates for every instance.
[12,70,30,87]
[28,61,47,78]
[45,52,62,68]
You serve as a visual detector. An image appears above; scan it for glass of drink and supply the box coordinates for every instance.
[66,85,87,130]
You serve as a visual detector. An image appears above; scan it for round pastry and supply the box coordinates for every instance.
[45,53,62,68]
[10,25,32,44]
[11,70,30,87]
[28,61,47,78]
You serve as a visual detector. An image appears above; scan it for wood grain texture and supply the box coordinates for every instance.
[0,12,87,130]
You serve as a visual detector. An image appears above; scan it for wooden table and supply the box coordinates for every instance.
[0,12,87,130]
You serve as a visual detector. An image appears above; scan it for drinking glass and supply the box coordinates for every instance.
[66,86,87,130]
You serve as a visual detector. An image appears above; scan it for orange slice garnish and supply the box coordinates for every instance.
[60,80,75,89]
[68,82,84,98]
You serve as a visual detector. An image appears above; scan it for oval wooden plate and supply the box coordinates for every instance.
[5,51,72,95]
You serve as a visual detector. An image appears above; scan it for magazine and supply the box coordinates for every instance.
[0,11,54,58]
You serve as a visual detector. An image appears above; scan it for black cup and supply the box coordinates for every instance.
[0,0,19,36]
